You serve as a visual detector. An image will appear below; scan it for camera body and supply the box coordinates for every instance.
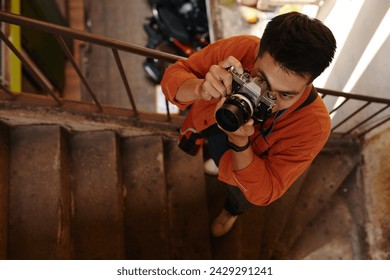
[215,66,277,132]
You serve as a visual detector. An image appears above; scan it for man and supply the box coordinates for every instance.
[161,12,336,237]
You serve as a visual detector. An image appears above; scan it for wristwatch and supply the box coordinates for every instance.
[226,137,250,152]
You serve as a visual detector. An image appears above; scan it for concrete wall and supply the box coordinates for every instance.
[362,122,390,259]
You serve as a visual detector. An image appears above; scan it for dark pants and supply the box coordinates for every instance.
[206,132,254,215]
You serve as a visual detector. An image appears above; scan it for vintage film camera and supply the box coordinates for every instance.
[215,66,277,132]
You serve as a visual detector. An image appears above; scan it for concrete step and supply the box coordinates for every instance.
[121,135,170,259]
[70,130,124,259]
[303,234,356,259]
[0,122,9,259]
[271,142,360,259]
[287,193,353,259]
[164,137,212,259]
[8,125,71,259]
[294,164,369,260]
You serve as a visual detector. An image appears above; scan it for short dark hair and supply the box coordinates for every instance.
[259,12,336,83]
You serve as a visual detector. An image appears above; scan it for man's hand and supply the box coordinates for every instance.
[175,56,244,104]
[200,56,244,101]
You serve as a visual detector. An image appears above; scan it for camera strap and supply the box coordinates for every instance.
[260,109,287,139]
[293,86,318,113]
[259,86,319,141]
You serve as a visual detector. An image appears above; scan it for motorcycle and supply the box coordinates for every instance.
[143,0,210,83]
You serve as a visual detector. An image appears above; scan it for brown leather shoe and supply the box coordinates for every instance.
[211,209,238,237]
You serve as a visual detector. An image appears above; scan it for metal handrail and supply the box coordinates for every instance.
[316,88,390,136]
[0,10,389,138]
[0,30,61,104]
[0,10,183,62]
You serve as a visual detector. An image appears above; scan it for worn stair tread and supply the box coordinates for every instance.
[122,135,169,259]
[287,193,353,259]
[8,125,71,259]
[304,234,355,260]
[70,130,124,259]
[0,122,9,259]
[164,138,212,259]
[292,164,367,260]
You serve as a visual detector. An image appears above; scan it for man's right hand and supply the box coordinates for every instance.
[200,56,244,101]
[175,56,244,103]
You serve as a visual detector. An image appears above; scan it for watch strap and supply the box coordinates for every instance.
[226,137,250,152]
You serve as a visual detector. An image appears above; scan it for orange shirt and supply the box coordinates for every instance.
[161,35,331,206]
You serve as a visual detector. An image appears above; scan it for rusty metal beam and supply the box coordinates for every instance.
[111,48,138,117]
[56,35,103,112]
[0,30,62,105]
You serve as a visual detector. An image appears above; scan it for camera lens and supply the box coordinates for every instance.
[216,93,254,132]
[215,103,244,132]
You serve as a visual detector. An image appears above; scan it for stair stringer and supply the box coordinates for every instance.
[271,139,360,259]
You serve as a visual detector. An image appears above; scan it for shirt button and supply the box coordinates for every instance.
[204,120,208,125]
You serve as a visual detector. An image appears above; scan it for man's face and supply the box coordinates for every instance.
[250,52,310,112]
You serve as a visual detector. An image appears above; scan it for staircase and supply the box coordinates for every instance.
[0,110,364,260]
[0,120,213,259]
